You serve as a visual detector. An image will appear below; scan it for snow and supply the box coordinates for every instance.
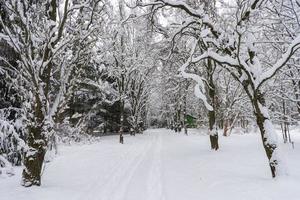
[0,155,14,177]
[1,129,300,200]
[258,103,278,145]
[260,34,300,84]
[152,0,204,18]
[191,49,239,67]
[179,41,213,111]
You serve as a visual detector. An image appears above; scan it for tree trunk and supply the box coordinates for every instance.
[207,59,219,150]
[252,93,279,178]
[22,96,47,186]
[208,109,219,150]
[119,100,124,144]
[22,125,46,186]
[223,119,229,136]
[183,83,188,135]
[134,115,138,135]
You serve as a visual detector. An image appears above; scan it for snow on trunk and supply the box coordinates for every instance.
[253,97,285,178]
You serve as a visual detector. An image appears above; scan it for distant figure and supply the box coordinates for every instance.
[119,127,124,144]
[120,134,124,144]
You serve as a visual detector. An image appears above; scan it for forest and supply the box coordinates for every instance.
[0,0,300,199]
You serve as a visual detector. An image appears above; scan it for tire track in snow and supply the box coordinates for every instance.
[77,141,141,200]
[84,133,156,200]
[108,133,157,200]
[146,132,166,200]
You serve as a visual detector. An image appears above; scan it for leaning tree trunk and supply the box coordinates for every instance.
[252,92,279,178]
[22,98,47,186]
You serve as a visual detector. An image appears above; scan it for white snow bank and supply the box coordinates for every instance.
[0,129,300,200]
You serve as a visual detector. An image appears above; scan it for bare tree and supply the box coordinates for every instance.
[137,0,300,177]
[0,0,107,186]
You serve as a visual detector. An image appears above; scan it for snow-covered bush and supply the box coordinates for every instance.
[55,120,100,146]
[0,155,14,177]
[0,109,26,176]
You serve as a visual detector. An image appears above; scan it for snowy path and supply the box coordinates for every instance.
[1,129,300,200]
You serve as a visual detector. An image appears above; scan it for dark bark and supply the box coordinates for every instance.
[22,126,46,186]
[22,96,46,186]
[119,98,125,144]
[119,131,124,144]
[183,82,189,135]
[208,108,219,150]
[252,92,278,178]
[282,100,288,143]
[207,59,219,150]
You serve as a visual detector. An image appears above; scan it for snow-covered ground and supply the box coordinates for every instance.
[1,128,300,200]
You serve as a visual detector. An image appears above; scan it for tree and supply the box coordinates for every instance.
[137,0,300,178]
[217,70,250,136]
[0,0,108,186]
[105,0,157,141]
